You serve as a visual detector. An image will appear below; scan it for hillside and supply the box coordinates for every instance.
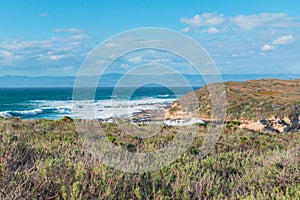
[166,79,300,133]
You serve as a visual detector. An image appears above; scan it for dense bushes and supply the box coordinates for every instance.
[0,118,299,199]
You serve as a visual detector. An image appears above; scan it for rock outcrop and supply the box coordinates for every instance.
[240,116,300,133]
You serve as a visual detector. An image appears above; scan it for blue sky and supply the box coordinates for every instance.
[0,0,300,76]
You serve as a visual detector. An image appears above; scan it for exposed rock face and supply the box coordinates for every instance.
[240,121,267,133]
[240,116,300,134]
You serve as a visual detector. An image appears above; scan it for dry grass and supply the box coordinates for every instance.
[168,79,300,121]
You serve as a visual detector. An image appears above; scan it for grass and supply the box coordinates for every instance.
[168,79,300,121]
[0,118,299,199]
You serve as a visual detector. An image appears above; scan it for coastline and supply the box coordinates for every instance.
[1,78,300,199]
[2,78,300,132]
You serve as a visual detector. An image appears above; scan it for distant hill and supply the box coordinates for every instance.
[1,74,300,88]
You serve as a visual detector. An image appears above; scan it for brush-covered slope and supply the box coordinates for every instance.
[167,79,300,124]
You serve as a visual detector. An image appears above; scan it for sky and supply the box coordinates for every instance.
[0,0,300,76]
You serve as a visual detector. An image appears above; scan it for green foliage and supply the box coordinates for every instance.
[0,118,299,199]
[193,122,206,127]
[226,123,233,130]
[61,185,69,200]
[0,164,2,179]
[134,186,143,200]
[125,143,136,152]
[239,136,248,144]
[107,135,116,143]
[231,120,241,126]
[71,181,82,200]
[189,146,200,155]
[60,116,74,122]
[285,184,300,199]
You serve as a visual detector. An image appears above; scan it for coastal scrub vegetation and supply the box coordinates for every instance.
[169,79,300,121]
[0,118,299,199]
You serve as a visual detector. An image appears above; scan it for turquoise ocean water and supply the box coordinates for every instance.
[0,87,195,120]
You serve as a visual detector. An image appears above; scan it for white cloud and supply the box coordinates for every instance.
[62,65,74,71]
[1,40,40,50]
[149,58,169,63]
[207,27,221,34]
[261,44,275,51]
[49,55,66,60]
[259,35,296,52]
[273,35,295,45]
[0,31,92,75]
[0,33,87,54]
[105,42,118,47]
[138,40,162,44]
[37,53,68,61]
[128,56,143,63]
[121,64,129,68]
[95,59,108,65]
[0,49,22,67]
[180,13,225,27]
[181,12,300,33]
[70,34,89,40]
[53,28,84,34]
[0,50,12,57]
[181,15,201,27]
[182,27,191,33]
[231,13,289,30]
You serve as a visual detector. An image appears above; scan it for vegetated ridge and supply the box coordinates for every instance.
[167,79,300,133]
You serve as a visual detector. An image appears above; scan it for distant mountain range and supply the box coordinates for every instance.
[0,73,299,88]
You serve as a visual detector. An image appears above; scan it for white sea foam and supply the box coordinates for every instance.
[56,106,72,113]
[73,98,176,120]
[30,98,176,120]
[158,94,170,97]
[13,108,43,115]
[164,118,205,126]
[1,99,206,126]
[0,108,43,118]
[0,111,12,118]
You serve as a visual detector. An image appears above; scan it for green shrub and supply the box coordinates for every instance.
[193,122,206,127]
[107,135,116,143]
[60,116,74,122]
[231,120,241,126]
[61,185,69,200]
[126,143,136,152]
[71,182,82,200]
[226,124,233,129]
[239,136,248,144]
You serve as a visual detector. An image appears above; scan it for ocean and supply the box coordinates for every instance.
[2,74,299,121]
[0,87,197,120]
